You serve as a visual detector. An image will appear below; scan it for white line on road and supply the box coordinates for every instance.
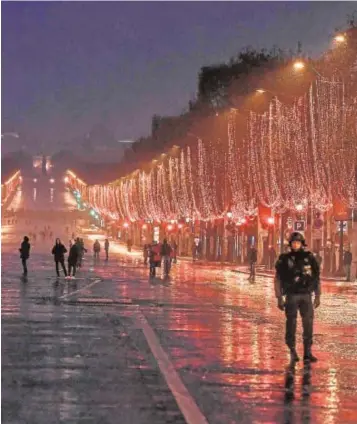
[135,309,209,424]
[59,279,102,300]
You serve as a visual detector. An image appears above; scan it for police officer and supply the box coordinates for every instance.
[274,232,321,363]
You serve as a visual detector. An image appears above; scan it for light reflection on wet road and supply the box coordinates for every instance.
[2,181,357,424]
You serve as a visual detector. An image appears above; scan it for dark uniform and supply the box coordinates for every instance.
[19,237,31,275]
[274,232,321,362]
[68,244,79,277]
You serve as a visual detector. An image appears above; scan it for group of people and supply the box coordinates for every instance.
[27,225,53,243]
[19,235,110,278]
[93,239,110,260]
[51,238,82,278]
[143,239,177,277]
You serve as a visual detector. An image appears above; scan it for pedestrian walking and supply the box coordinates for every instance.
[343,247,353,282]
[77,238,87,268]
[93,240,101,260]
[149,241,161,277]
[248,245,258,282]
[192,237,200,261]
[160,239,172,276]
[19,236,31,276]
[68,243,79,278]
[51,238,68,277]
[274,232,321,363]
[104,239,109,261]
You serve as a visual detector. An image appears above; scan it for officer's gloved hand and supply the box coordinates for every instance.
[314,296,320,309]
[277,296,285,311]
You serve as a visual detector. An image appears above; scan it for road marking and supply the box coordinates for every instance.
[59,279,102,300]
[135,309,209,424]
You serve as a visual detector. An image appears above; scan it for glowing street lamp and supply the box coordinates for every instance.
[167,224,173,231]
[227,211,233,219]
[49,178,55,184]
[256,89,266,94]
[64,176,69,183]
[33,178,37,183]
[142,224,148,230]
[296,203,304,212]
[334,34,346,44]
[292,60,331,81]
[123,222,129,228]
[178,223,183,229]
[293,60,305,71]
[267,217,275,225]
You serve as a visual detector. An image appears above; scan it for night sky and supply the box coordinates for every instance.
[2,1,356,153]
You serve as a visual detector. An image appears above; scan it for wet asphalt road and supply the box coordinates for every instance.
[2,180,357,424]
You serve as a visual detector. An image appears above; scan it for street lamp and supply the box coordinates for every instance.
[267,217,275,225]
[255,87,298,103]
[267,217,276,268]
[293,60,305,71]
[334,34,346,44]
[236,218,247,264]
[292,59,343,83]
[1,132,19,139]
[296,203,304,212]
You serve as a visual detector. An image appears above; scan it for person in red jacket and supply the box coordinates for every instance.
[149,241,161,277]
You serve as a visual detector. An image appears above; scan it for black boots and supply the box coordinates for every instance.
[290,348,300,362]
[303,347,318,363]
[289,347,317,363]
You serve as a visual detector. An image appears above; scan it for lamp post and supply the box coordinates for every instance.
[1,132,19,139]
[267,216,275,269]
[279,212,286,255]
[292,59,344,83]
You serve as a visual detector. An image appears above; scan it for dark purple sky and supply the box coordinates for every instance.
[2,1,355,153]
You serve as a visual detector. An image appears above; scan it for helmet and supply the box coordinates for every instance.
[288,232,306,246]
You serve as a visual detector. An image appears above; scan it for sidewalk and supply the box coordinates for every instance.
[231,265,355,283]
[80,228,353,283]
